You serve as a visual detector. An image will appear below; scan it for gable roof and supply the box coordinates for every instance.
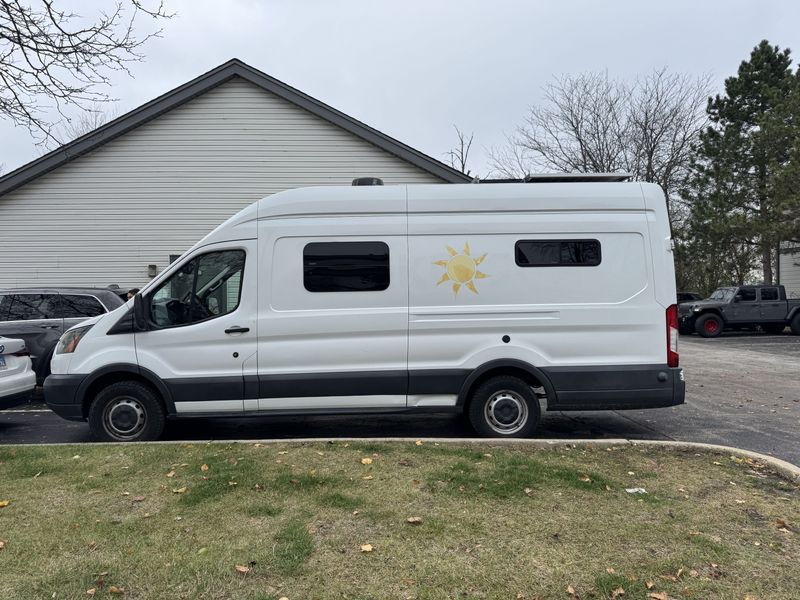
[0,59,470,196]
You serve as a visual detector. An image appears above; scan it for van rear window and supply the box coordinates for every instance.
[515,240,601,267]
[303,241,390,292]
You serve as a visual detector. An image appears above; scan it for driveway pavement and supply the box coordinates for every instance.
[1,333,798,465]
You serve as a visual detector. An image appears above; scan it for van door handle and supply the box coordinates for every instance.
[39,324,60,329]
[224,326,250,334]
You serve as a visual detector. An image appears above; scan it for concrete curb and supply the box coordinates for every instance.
[5,437,799,483]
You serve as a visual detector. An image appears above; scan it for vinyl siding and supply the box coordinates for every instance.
[779,247,800,298]
[0,77,443,289]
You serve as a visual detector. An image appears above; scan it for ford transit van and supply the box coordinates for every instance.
[44,178,684,440]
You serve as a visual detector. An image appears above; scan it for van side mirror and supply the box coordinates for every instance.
[133,293,148,331]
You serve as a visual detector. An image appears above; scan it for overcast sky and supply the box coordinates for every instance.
[3,0,800,177]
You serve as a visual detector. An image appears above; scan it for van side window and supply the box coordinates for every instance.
[515,240,601,267]
[303,241,390,292]
[149,250,245,328]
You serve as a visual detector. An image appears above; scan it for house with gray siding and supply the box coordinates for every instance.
[779,246,800,298]
[0,59,468,289]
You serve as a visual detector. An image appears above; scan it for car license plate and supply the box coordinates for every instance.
[0,356,6,369]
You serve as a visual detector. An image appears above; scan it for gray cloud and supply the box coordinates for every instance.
[2,0,799,177]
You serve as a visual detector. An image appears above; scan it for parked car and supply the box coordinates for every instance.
[677,292,703,303]
[45,178,684,442]
[0,288,125,384]
[678,284,800,337]
[0,336,36,409]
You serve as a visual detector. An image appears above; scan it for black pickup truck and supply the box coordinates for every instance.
[678,284,800,338]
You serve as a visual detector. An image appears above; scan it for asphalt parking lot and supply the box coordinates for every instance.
[1,332,798,464]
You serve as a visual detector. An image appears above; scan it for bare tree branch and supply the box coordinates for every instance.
[0,1,171,144]
[444,124,474,176]
[490,69,712,216]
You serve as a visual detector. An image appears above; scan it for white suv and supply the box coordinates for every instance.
[0,336,36,409]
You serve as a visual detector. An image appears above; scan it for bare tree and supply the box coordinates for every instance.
[0,1,171,143]
[49,103,119,147]
[489,69,711,213]
[445,125,474,176]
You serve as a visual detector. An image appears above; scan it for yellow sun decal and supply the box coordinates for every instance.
[434,242,488,296]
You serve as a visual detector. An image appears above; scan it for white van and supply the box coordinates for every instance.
[44,177,684,441]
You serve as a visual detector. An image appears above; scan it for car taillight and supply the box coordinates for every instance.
[667,304,679,367]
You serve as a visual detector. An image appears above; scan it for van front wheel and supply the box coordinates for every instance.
[88,381,166,442]
[468,375,541,438]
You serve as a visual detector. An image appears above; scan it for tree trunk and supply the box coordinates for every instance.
[762,245,773,284]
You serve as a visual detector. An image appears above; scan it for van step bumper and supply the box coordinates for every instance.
[541,365,685,411]
[43,374,86,421]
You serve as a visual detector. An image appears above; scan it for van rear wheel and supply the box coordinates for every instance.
[88,381,166,442]
[467,375,541,438]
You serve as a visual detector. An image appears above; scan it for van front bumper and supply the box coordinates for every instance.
[43,374,86,421]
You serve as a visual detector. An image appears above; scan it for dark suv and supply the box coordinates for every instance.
[0,288,125,383]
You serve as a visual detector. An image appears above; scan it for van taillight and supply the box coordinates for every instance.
[667,304,679,368]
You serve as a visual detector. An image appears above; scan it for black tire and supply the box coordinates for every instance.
[791,313,800,336]
[762,324,785,335]
[35,345,56,386]
[695,313,723,338]
[467,375,541,438]
[88,380,166,442]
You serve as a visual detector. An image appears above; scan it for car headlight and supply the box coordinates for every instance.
[56,325,94,354]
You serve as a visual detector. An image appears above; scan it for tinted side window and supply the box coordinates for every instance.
[303,242,390,292]
[738,288,757,302]
[58,295,106,318]
[760,287,779,301]
[0,295,11,321]
[6,294,60,320]
[515,240,601,267]
[149,250,245,328]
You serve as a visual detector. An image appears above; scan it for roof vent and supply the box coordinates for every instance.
[352,177,384,186]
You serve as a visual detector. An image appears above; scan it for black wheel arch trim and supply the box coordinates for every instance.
[455,359,557,407]
[76,363,175,417]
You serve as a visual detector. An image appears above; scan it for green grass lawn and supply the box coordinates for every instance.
[0,441,798,599]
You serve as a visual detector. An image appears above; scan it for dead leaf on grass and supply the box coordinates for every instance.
[172,487,187,494]
[0,540,6,551]
[235,565,251,574]
[579,474,592,483]
[165,470,176,478]
[565,584,579,598]
[85,589,96,597]
[406,516,423,525]
[611,587,625,598]
[645,581,655,589]
[200,464,209,472]
[360,544,374,553]
[606,567,615,574]
[361,457,373,465]
[132,496,145,503]
[0,500,10,508]
[109,586,124,594]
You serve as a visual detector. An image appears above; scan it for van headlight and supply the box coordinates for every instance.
[56,325,94,354]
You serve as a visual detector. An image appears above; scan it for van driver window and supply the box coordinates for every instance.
[303,241,390,292]
[149,250,245,328]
